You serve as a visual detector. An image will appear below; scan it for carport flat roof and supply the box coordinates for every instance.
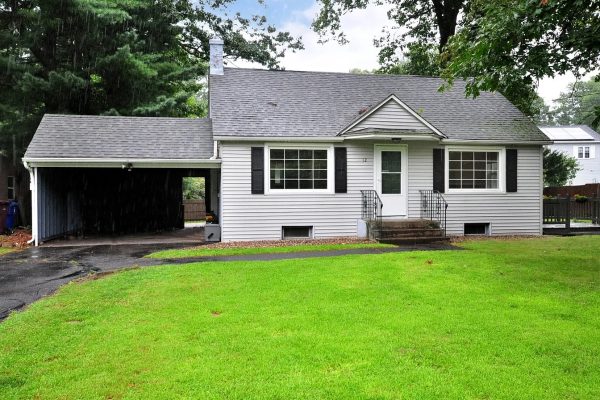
[24,114,217,167]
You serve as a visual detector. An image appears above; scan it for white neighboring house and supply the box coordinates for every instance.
[539,125,600,185]
[22,39,552,245]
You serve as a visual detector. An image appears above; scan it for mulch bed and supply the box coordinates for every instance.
[450,235,543,243]
[0,228,32,248]
[198,237,376,250]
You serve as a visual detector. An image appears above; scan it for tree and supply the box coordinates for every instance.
[538,77,600,127]
[0,0,302,145]
[183,177,205,200]
[442,0,600,127]
[313,0,467,54]
[543,148,580,187]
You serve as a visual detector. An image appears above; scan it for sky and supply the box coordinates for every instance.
[229,0,587,107]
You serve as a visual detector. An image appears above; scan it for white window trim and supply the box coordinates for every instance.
[445,146,505,194]
[264,143,335,194]
[574,145,594,159]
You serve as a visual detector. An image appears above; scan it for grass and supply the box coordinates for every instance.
[1,236,599,399]
[0,247,14,256]
[147,241,394,259]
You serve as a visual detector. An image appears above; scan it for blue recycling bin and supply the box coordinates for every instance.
[5,201,18,232]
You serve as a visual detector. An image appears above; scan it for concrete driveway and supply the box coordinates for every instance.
[0,244,172,320]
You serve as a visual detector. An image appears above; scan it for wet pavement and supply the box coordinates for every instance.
[0,242,458,320]
[0,244,171,320]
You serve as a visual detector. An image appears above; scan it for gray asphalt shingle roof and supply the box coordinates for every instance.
[25,114,214,159]
[210,68,548,142]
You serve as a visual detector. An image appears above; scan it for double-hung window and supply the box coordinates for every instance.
[577,146,590,159]
[448,150,500,190]
[269,148,329,190]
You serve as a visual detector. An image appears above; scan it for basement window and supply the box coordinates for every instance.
[464,223,490,235]
[282,226,313,240]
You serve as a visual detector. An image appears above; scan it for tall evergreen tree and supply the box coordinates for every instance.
[0,0,302,147]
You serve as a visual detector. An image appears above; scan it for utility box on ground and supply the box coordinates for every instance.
[205,224,221,242]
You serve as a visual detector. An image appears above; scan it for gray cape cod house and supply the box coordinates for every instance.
[23,39,551,245]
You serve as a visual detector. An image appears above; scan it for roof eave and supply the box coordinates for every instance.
[22,157,221,169]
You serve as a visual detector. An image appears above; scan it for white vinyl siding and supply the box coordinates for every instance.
[220,142,372,241]
[347,100,433,133]
[407,142,542,235]
[220,141,543,241]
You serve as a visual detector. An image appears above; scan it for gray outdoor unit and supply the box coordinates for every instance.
[205,224,221,242]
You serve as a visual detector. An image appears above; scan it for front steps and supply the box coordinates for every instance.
[370,218,449,245]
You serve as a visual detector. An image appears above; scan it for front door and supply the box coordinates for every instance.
[375,145,407,217]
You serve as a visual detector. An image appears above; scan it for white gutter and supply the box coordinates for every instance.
[22,160,38,246]
[22,158,222,169]
[213,136,345,142]
[440,139,553,145]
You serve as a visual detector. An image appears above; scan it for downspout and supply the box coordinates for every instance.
[210,140,218,159]
[22,160,38,246]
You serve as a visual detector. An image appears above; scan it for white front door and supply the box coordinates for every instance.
[374,145,408,217]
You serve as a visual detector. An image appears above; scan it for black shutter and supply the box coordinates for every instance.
[433,148,445,193]
[251,147,264,194]
[506,149,518,193]
[334,147,347,193]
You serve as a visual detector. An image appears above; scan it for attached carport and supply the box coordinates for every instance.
[22,115,220,246]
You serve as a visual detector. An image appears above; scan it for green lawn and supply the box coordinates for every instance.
[1,236,599,399]
[147,242,394,259]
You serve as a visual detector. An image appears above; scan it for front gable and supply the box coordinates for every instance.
[339,95,446,138]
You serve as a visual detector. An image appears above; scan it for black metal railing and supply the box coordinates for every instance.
[419,190,448,236]
[361,190,383,238]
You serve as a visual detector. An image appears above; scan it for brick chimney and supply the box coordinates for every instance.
[209,37,224,75]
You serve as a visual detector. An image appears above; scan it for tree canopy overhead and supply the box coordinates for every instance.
[313,0,467,67]
[0,0,302,145]
[442,0,600,120]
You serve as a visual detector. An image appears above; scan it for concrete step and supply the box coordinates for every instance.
[379,236,450,245]
[378,228,445,238]
[379,218,440,230]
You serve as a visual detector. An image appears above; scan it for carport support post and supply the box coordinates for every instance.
[25,164,39,246]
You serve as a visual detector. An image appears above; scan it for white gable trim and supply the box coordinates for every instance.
[338,94,447,138]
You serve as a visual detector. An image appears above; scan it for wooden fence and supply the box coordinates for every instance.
[183,199,206,221]
[543,195,600,227]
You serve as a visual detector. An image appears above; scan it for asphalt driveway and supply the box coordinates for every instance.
[0,244,167,320]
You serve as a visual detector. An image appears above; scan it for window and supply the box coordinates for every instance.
[7,176,14,200]
[270,148,328,190]
[464,223,490,235]
[381,151,402,194]
[282,226,313,239]
[448,151,499,190]
[577,146,590,159]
